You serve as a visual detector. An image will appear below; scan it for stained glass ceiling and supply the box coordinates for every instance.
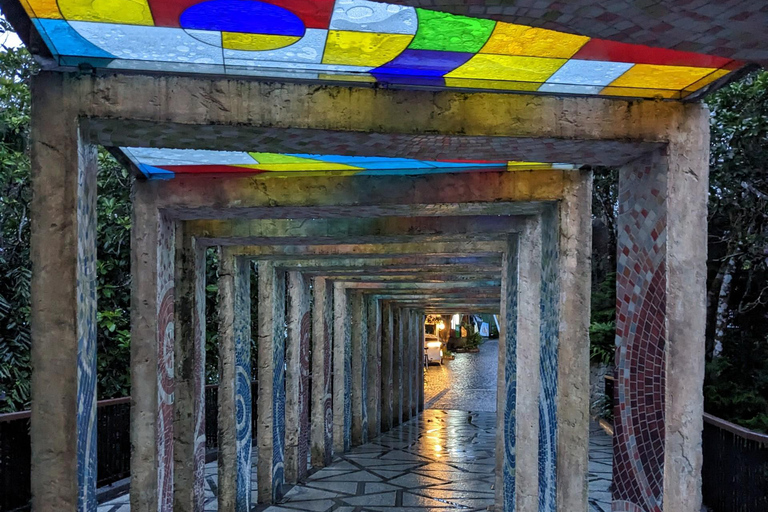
[19,0,743,99]
[122,147,578,180]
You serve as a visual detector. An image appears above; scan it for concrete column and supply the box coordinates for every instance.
[311,277,333,467]
[614,106,709,512]
[366,295,382,439]
[350,290,368,446]
[257,261,286,503]
[380,301,394,432]
[173,225,207,512]
[285,271,311,483]
[411,310,418,418]
[332,283,352,453]
[556,171,592,512]
[130,183,175,512]
[418,311,425,412]
[401,309,412,423]
[217,250,253,512]
[29,73,98,511]
[391,307,404,427]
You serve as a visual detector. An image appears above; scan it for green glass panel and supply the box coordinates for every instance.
[409,9,496,53]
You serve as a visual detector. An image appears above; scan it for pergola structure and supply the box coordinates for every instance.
[1,1,762,512]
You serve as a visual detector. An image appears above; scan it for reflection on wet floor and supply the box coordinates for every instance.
[263,409,496,512]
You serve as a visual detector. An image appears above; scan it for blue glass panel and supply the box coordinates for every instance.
[374,49,473,77]
[180,0,306,37]
[138,164,176,180]
[33,19,114,60]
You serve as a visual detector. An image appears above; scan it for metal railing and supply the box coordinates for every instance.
[702,413,768,512]
[0,382,257,511]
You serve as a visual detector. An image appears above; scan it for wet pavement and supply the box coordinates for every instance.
[99,338,614,511]
[424,339,498,413]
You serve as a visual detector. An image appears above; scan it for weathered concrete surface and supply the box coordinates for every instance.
[556,170,593,512]
[516,220,543,512]
[392,307,404,427]
[349,290,368,446]
[332,283,351,453]
[662,106,710,512]
[216,250,236,512]
[366,295,382,440]
[380,301,395,433]
[130,183,174,512]
[256,261,286,503]
[285,271,311,483]
[310,277,334,468]
[173,227,207,512]
[29,73,98,511]
[56,72,694,146]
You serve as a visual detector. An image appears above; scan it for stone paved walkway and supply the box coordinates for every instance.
[100,338,614,511]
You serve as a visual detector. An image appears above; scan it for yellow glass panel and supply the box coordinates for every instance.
[507,162,553,170]
[446,54,565,83]
[20,0,62,19]
[236,165,362,174]
[683,68,730,94]
[607,64,716,91]
[600,86,680,99]
[223,33,300,51]
[481,23,589,58]
[256,170,362,178]
[323,30,413,67]
[445,77,542,92]
[58,0,154,25]
[242,154,363,172]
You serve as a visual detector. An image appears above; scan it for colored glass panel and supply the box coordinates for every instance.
[373,49,472,77]
[19,0,744,99]
[329,0,417,35]
[606,64,716,91]
[20,0,62,19]
[573,38,733,68]
[58,0,154,25]
[447,54,565,83]
[179,0,305,37]
[481,24,588,59]
[323,31,413,67]
[409,9,495,53]
[223,33,300,51]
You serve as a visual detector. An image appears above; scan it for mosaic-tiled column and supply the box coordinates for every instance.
[173,226,207,512]
[495,235,520,512]
[403,308,414,423]
[257,261,287,503]
[538,206,561,512]
[614,110,708,512]
[130,183,175,512]
[217,250,252,512]
[366,295,382,438]
[311,277,334,467]
[350,290,369,446]
[29,72,98,511]
[332,283,352,453]
[392,307,404,427]
[380,301,395,432]
[285,271,311,483]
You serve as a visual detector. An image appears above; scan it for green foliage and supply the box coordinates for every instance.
[0,23,34,412]
[589,271,616,365]
[702,71,768,433]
